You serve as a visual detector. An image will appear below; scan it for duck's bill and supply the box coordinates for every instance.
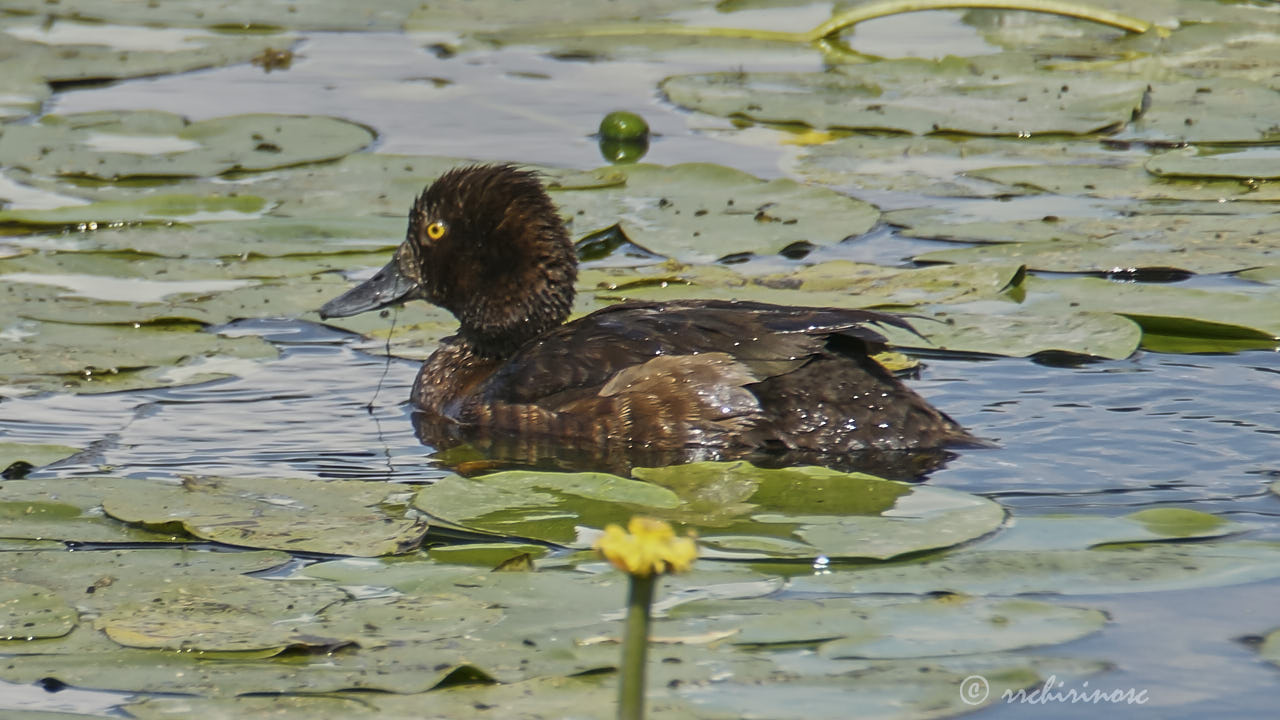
[319,258,418,319]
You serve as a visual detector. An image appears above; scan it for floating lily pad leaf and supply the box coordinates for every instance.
[0,111,373,180]
[102,476,428,557]
[1238,266,1280,286]
[47,215,406,258]
[1260,628,1280,668]
[0,442,79,472]
[419,462,1003,560]
[789,541,1280,596]
[125,696,371,719]
[0,317,276,395]
[595,259,1023,309]
[0,548,292,614]
[0,478,193,544]
[406,0,718,33]
[0,69,48,122]
[662,54,1146,136]
[0,581,77,640]
[0,194,267,227]
[793,134,1133,197]
[909,212,1280,274]
[1026,275,1280,341]
[702,595,1103,658]
[0,249,396,287]
[981,509,1249,551]
[968,163,1280,202]
[95,576,349,651]
[1146,146,1280,180]
[1118,79,1280,144]
[414,471,682,544]
[426,542,548,567]
[555,163,879,262]
[875,309,1141,360]
[0,0,424,31]
[0,23,298,85]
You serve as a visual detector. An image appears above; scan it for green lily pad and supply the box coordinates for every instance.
[0,317,277,395]
[0,478,193,544]
[0,581,77,640]
[0,0,425,31]
[0,22,298,85]
[0,194,267,227]
[416,462,1005,560]
[875,309,1142,360]
[661,54,1145,136]
[968,163,1280,202]
[909,212,1280,275]
[793,133,1136,198]
[789,541,1280,596]
[693,595,1104,658]
[1260,627,1280,668]
[101,476,428,557]
[405,0,719,33]
[1146,146,1280,180]
[980,509,1249,551]
[0,111,373,180]
[1120,78,1280,144]
[1238,266,1280,286]
[555,163,879,262]
[0,442,79,472]
[0,69,48,122]
[1026,275,1280,343]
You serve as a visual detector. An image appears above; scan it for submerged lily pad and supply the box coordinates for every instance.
[0,111,373,181]
[662,54,1145,136]
[101,476,428,557]
[415,462,1005,560]
[790,541,1280,596]
[0,581,77,640]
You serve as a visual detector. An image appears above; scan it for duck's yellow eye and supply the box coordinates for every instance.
[425,220,447,241]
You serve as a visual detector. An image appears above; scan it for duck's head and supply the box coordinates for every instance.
[319,164,578,357]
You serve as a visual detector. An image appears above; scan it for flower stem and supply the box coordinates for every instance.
[618,574,656,720]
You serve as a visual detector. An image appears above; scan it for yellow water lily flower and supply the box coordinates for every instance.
[596,517,697,577]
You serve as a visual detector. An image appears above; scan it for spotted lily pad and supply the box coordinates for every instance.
[661,54,1146,136]
[0,478,192,544]
[415,462,1005,560]
[555,163,879,262]
[0,111,373,180]
[0,581,77,640]
[0,317,277,395]
[876,309,1142,360]
[1119,78,1280,144]
[101,476,428,557]
[790,541,1280,596]
[968,163,1280,202]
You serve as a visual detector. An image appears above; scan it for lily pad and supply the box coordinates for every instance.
[0,194,267,227]
[968,163,1280,202]
[0,69,48,122]
[0,22,298,85]
[661,54,1146,136]
[0,0,425,31]
[101,476,428,557]
[0,478,193,544]
[1146,146,1280,180]
[555,163,880,262]
[875,309,1142,360]
[1026,275,1280,343]
[1119,78,1280,144]
[789,541,1280,596]
[980,509,1250,551]
[0,581,77,640]
[406,0,719,33]
[0,317,277,395]
[693,595,1104,658]
[416,462,1006,560]
[0,111,374,180]
[0,442,79,472]
[909,212,1280,275]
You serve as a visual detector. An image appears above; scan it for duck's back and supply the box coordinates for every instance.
[413,299,973,455]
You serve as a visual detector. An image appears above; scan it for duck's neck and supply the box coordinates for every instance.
[455,275,576,359]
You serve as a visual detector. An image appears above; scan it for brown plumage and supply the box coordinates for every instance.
[321,164,978,476]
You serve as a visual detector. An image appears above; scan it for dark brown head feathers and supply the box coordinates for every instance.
[402,164,577,357]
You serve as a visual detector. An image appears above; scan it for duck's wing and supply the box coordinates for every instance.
[477,299,911,408]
